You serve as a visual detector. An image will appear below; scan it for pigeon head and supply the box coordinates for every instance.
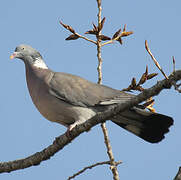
[10,44,42,60]
[10,44,48,69]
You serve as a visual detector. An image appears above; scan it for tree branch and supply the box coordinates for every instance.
[67,160,122,180]
[96,1,120,179]
[0,70,181,173]
[75,32,97,44]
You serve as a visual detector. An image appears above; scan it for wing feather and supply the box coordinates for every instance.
[49,72,134,107]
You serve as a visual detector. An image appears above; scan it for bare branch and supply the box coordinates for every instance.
[74,32,97,44]
[96,1,120,180]
[145,40,168,79]
[67,160,122,180]
[100,123,120,180]
[0,70,180,173]
[102,26,133,46]
[96,39,103,84]
[96,0,103,84]
[60,20,97,44]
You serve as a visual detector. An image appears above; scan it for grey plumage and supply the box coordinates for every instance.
[10,44,173,143]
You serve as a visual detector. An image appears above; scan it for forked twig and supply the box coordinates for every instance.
[145,41,181,93]
[67,160,122,180]
[122,66,157,112]
[145,40,168,80]
[59,21,97,45]
[75,32,97,44]
[102,25,133,47]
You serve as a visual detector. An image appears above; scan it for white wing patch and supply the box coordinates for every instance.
[99,96,133,105]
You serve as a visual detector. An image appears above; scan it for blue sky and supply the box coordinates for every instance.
[1,0,181,179]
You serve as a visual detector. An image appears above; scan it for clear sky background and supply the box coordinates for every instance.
[0,0,181,180]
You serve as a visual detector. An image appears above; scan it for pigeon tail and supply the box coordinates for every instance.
[111,108,173,143]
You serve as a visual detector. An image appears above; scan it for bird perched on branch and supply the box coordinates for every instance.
[10,44,173,143]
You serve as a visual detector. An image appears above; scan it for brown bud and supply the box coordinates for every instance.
[92,23,98,31]
[112,28,121,39]
[65,34,79,40]
[99,35,111,41]
[123,24,127,32]
[147,73,158,80]
[117,37,123,44]
[98,17,106,31]
[121,31,133,37]
[131,77,137,87]
[145,65,148,76]
[122,86,133,92]
[173,56,175,64]
[59,21,68,29]
[85,30,98,35]
[138,67,148,85]
[172,56,176,73]
[138,73,147,85]
[59,21,75,34]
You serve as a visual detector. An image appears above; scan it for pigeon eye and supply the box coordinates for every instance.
[22,47,25,50]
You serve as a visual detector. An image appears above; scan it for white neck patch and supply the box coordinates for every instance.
[33,58,48,69]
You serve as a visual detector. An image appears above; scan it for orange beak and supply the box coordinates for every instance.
[10,52,17,59]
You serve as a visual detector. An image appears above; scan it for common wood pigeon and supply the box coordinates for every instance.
[10,44,173,143]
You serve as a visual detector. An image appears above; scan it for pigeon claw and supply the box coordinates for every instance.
[66,124,76,138]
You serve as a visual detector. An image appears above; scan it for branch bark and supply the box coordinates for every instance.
[96,1,120,179]
[0,70,181,173]
[67,160,122,180]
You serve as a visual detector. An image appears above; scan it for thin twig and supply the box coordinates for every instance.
[96,1,120,180]
[102,33,123,46]
[67,160,122,180]
[96,0,103,84]
[75,32,97,44]
[102,28,133,46]
[97,39,103,84]
[102,36,120,46]
[59,20,97,45]
[145,40,169,79]
[101,123,120,179]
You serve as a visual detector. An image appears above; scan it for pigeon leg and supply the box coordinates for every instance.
[65,118,87,137]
